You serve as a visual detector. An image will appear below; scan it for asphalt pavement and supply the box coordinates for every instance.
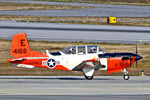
[0,95,150,100]
[0,21,149,44]
[0,0,150,17]
[0,76,150,95]
[0,76,150,100]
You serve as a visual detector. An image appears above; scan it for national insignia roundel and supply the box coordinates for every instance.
[47,59,56,68]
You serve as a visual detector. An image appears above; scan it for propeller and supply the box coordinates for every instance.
[136,44,138,68]
[121,44,142,68]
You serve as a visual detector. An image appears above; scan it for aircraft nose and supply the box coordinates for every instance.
[135,55,142,61]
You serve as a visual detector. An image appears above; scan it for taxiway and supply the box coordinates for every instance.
[0,0,150,17]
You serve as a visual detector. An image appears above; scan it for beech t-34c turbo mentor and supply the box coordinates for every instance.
[8,33,142,80]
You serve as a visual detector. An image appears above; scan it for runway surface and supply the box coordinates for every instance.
[0,21,150,44]
[0,0,150,17]
[0,95,150,100]
[0,76,150,99]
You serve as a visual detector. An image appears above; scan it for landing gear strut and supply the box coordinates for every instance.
[122,68,130,80]
[85,75,93,80]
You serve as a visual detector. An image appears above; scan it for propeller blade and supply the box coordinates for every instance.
[130,57,131,66]
[136,44,138,68]
[136,44,138,55]
[136,60,138,68]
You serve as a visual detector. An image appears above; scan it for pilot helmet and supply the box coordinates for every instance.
[91,47,96,52]
[70,47,73,52]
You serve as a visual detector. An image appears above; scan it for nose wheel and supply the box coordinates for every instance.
[122,68,130,80]
[123,74,129,80]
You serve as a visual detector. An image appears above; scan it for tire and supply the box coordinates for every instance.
[123,74,129,80]
[85,76,93,80]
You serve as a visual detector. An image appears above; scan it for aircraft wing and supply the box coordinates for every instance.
[82,61,100,70]
[73,60,100,71]
[72,60,101,78]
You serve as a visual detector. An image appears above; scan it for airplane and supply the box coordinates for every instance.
[8,33,142,80]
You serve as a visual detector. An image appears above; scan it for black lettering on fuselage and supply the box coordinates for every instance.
[20,39,25,46]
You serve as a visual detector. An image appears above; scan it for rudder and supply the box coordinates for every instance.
[11,33,31,57]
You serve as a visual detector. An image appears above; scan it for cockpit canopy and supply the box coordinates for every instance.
[61,45,104,55]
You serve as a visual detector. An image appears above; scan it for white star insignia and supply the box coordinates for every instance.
[48,59,54,66]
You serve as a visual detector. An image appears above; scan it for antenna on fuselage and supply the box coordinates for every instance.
[46,50,52,56]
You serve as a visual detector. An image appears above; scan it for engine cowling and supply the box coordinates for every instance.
[107,57,134,74]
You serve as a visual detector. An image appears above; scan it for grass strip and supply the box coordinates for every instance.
[0,15,150,27]
[33,0,150,6]
[0,2,92,11]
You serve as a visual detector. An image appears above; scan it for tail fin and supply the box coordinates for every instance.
[11,33,31,57]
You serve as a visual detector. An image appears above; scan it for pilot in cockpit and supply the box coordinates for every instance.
[90,47,96,53]
[69,47,74,54]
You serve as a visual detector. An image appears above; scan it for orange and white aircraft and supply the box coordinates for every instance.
[8,33,142,80]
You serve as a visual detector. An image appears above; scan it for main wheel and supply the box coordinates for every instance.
[123,74,129,80]
[85,76,93,80]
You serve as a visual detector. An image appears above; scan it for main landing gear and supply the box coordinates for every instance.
[85,75,93,80]
[82,66,95,80]
[122,68,130,80]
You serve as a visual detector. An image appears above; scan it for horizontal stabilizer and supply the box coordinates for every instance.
[17,64,35,68]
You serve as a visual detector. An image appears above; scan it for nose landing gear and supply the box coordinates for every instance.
[122,68,129,80]
[123,74,129,80]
